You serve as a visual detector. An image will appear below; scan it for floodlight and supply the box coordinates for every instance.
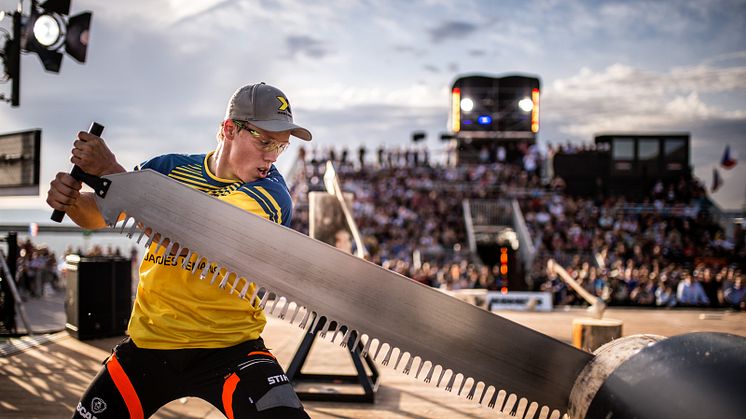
[518,97,533,112]
[33,14,62,47]
[1,0,94,106]
[23,0,92,72]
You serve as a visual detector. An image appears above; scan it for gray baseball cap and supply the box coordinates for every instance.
[225,83,312,141]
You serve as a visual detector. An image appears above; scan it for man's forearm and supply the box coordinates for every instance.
[66,192,108,230]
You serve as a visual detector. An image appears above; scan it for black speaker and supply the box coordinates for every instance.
[65,256,132,340]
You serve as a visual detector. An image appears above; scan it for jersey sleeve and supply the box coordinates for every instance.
[135,155,171,174]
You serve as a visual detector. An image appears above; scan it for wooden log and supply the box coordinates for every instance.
[572,318,623,352]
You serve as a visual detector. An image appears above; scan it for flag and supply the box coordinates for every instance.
[721,145,737,169]
[711,168,723,192]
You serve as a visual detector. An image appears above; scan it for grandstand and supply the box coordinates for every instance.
[285,74,744,311]
[286,145,744,310]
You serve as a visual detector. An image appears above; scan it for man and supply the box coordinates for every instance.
[724,274,745,310]
[47,83,312,418]
[676,270,710,307]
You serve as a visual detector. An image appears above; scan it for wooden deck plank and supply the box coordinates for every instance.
[1,308,744,418]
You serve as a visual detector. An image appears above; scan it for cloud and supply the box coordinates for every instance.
[392,45,427,56]
[427,20,478,43]
[544,63,746,138]
[286,35,332,59]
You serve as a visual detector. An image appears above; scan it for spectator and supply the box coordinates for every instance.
[676,273,710,306]
[655,283,677,307]
[723,275,745,310]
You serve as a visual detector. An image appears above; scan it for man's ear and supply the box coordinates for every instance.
[223,119,238,140]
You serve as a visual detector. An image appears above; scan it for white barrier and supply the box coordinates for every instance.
[487,291,553,312]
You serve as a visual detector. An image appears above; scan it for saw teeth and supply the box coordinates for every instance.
[319,318,331,338]
[125,222,139,239]
[228,276,241,294]
[191,257,204,274]
[403,355,415,375]
[200,262,211,280]
[394,351,406,370]
[308,315,322,335]
[489,390,503,410]
[415,359,427,379]
[238,281,251,298]
[119,217,132,234]
[466,382,477,400]
[153,236,166,255]
[135,225,147,244]
[503,393,517,414]
[218,271,233,288]
[288,304,302,325]
[298,309,312,329]
[445,373,457,392]
[360,337,373,358]
[372,341,385,362]
[258,290,271,309]
[348,331,362,352]
[143,230,155,248]
[339,328,352,347]
[323,320,338,339]
[269,296,284,315]
[424,365,434,383]
[382,346,395,366]
[181,250,192,269]
[278,300,291,319]
[436,368,448,388]
[247,285,261,306]
[209,267,222,285]
[457,377,468,396]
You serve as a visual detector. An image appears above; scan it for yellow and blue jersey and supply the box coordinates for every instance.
[128,152,292,349]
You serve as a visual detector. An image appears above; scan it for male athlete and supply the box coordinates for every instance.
[47,83,312,418]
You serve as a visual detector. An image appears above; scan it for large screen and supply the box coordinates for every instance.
[0,129,41,196]
[451,74,540,138]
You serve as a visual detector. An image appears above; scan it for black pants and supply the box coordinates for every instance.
[72,337,309,419]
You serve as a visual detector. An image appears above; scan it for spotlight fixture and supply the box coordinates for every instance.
[32,13,62,47]
[1,0,93,107]
[518,97,533,112]
[22,0,92,73]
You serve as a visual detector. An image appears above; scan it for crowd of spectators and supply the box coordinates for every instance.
[15,239,62,299]
[288,143,745,310]
[11,240,132,300]
[289,146,541,291]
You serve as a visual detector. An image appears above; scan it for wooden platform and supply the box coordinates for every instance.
[1,308,744,418]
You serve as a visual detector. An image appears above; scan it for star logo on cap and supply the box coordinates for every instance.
[276,96,290,111]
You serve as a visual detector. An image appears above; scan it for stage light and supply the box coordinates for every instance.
[23,0,93,72]
[460,97,474,112]
[451,88,461,132]
[518,97,533,112]
[33,14,62,47]
[1,0,94,106]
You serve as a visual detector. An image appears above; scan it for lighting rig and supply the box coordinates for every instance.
[1,0,92,106]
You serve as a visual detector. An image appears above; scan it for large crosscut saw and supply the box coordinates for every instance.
[95,169,593,417]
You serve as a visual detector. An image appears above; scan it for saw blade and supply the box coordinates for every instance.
[95,169,593,416]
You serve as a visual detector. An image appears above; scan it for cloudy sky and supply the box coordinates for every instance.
[1,0,745,213]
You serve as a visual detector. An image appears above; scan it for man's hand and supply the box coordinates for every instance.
[46,172,82,213]
[71,131,125,176]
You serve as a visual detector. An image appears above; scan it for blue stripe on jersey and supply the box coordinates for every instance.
[136,153,293,226]
[240,186,277,223]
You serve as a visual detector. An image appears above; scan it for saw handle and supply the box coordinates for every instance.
[51,122,105,223]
